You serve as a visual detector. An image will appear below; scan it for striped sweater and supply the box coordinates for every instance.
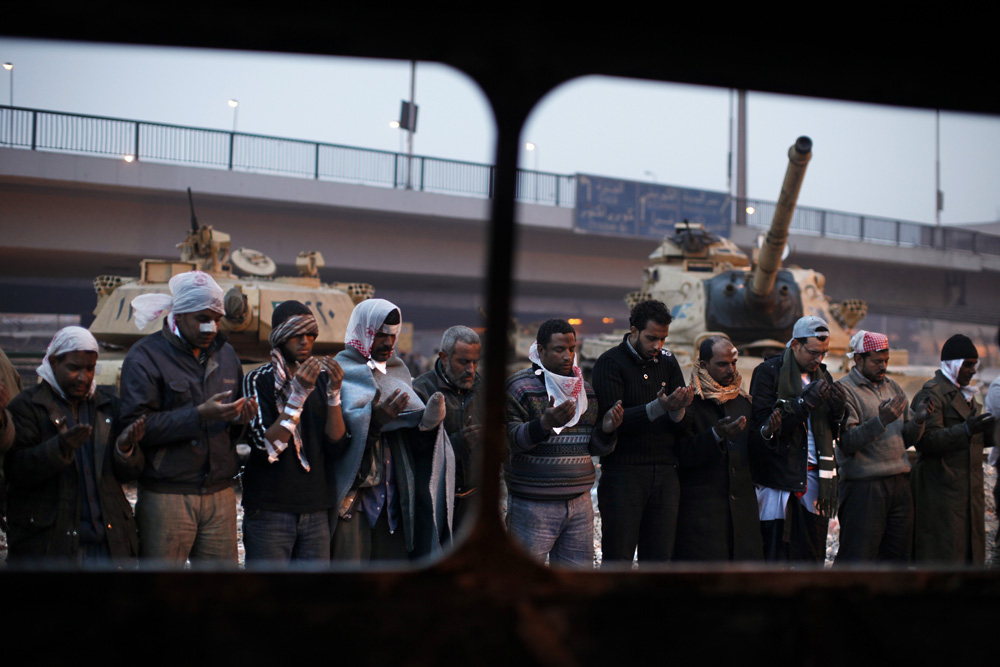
[504,366,615,500]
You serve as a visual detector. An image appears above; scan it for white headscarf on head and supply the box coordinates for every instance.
[344,298,401,374]
[131,270,225,331]
[36,326,100,401]
[528,340,587,434]
[941,358,981,401]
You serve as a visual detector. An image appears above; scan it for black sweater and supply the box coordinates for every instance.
[591,336,687,466]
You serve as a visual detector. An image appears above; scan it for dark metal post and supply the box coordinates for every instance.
[394,153,399,189]
[735,89,747,226]
[555,176,560,206]
[228,132,234,170]
[488,166,494,199]
[896,220,901,245]
[820,210,826,237]
[419,156,425,191]
[134,122,140,161]
[859,216,865,241]
[30,110,37,150]
[314,143,320,180]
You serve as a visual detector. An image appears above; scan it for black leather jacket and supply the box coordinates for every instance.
[120,324,243,494]
[748,353,840,492]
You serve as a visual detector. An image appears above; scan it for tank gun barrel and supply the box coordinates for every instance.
[748,136,812,299]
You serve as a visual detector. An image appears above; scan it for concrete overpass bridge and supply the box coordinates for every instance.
[2,108,999,363]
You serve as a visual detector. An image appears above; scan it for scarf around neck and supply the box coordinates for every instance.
[940,359,980,402]
[528,341,587,434]
[690,364,749,405]
[266,313,320,471]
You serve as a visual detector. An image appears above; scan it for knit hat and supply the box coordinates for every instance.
[941,334,978,361]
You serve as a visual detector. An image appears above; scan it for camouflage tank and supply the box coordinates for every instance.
[89,189,374,386]
[580,137,869,383]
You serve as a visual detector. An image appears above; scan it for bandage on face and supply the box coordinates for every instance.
[199,321,218,334]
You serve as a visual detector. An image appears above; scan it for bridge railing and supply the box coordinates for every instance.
[2,105,997,254]
[739,198,1000,256]
[0,105,575,205]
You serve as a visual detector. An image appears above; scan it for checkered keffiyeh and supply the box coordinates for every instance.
[847,330,889,359]
[268,313,320,471]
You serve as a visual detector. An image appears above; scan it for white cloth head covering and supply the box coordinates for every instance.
[941,359,980,401]
[528,340,587,434]
[131,271,225,331]
[36,326,99,401]
[344,298,401,374]
[846,330,890,360]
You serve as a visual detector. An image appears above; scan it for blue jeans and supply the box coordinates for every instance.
[242,508,331,563]
[506,492,594,568]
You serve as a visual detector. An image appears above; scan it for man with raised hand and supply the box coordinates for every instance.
[122,270,255,564]
[332,298,453,562]
[674,335,765,561]
[504,319,622,567]
[911,333,995,564]
[749,315,846,563]
[413,325,482,537]
[592,299,693,564]
[241,300,347,563]
[835,330,932,563]
[6,327,145,564]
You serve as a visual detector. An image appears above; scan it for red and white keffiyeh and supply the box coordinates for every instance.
[344,298,400,373]
[846,330,889,360]
[528,341,587,434]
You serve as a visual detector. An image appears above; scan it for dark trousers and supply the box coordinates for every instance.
[597,463,680,564]
[330,508,408,562]
[835,474,912,563]
[760,496,828,564]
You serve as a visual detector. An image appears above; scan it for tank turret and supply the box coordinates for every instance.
[89,189,374,385]
[580,137,869,382]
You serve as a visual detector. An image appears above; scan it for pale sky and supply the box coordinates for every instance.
[3,37,999,226]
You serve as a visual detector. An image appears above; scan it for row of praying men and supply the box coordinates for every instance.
[0,275,995,566]
[505,302,996,566]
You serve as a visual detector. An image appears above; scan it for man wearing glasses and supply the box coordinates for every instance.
[748,315,846,563]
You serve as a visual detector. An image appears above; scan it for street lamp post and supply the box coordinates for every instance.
[525,142,539,200]
[525,142,538,170]
[2,63,12,106]
[2,63,12,146]
[228,99,239,132]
